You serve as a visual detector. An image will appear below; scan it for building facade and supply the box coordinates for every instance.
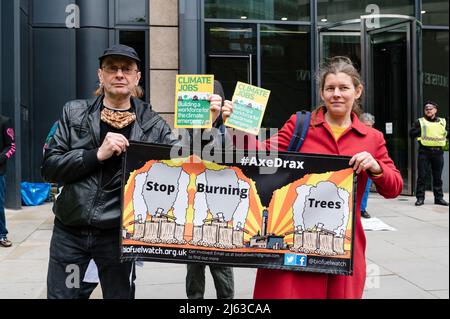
[0,0,448,208]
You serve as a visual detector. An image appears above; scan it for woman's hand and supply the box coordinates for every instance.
[349,152,382,175]
[210,94,223,124]
[222,100,234,122]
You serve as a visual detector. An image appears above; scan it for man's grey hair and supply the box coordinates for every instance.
[360,113,375,125]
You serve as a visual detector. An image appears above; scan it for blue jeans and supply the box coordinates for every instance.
[0,175,8,238]
[47,219,135,299]
[361,178,372,212]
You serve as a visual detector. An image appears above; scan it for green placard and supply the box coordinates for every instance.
[225,82,270,135]
[174,75,214,128]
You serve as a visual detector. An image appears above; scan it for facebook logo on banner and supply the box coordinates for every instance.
[284,254,308,267]
[297,255,308,267]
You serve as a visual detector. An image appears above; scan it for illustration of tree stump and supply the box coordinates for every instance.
[190,226,203,245]
[232,230,245,248]
[175,224,186,244]
[160,222,176,244]
[316,233,336,256]
[143,222,159,243]
[132,222,145,241]
[216,227,233,249]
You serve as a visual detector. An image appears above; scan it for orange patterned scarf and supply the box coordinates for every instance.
[101,107,136,129]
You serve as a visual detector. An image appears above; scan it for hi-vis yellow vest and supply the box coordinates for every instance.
[418,117,447,147]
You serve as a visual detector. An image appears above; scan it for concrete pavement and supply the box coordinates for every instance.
[0,191,448,299]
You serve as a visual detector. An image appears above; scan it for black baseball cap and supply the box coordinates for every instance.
[99,44,141,66]
[424,100,439,109]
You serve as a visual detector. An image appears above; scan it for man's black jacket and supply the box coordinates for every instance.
[41,95,180,229]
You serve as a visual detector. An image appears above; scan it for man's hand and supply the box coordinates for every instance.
[210,94,223,124]
[97,132,129,162]
[349,152,382,175]
[222,100,234,122]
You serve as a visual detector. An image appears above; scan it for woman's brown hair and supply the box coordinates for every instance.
[312,56,364,122]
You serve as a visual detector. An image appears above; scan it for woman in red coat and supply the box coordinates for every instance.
[222,56,403,299]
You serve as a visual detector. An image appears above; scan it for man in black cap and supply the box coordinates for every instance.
[410,100,449,207]
[42,44,224,298]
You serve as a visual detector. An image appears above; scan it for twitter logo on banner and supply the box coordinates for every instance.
[284,254,308,267]
[284,254,297,266]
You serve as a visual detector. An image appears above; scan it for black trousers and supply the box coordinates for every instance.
[47,220,135,299]
[416,150,444,200]
[186,264,234,299]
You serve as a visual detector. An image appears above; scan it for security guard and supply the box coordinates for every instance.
[410,101,449,206]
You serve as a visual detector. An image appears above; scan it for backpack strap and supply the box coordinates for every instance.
[287,111,311,152]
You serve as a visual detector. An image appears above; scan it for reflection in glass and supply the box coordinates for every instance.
[423,30,449,119]
[421,0,449,26]
[320,34,361,71]
[206,23,256,54]
[317,0,414,24]
[207,57,253,101]
[205,23,257,99]
[118,0,146,23]
[260,25,310,129]
[205,0,310,22]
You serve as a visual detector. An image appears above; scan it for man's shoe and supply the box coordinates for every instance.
[415,199,424,206]
[0,238,12,248]
[434,198,449,206]
[361,211,371,219]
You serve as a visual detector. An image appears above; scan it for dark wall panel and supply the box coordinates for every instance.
[32,0,74,26]
[78,0,110,28]
[32,28,75,180]
[76,28,110,99]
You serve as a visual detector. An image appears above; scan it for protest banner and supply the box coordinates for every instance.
[174,75,214,128]
[121,142,356,275]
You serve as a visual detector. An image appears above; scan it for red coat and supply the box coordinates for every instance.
[246,108,403,299]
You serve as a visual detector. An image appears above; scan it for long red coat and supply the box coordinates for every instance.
[243,108,403,299]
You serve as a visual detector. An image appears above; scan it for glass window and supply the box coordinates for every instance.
[421,0,449,26]
[317,0,414,24]
[260,24,311,129]
[117,0,147,24]
[205,23,257,99]
[206,23,257,54]
[205,0,310,22]
[320,34,361,70]
[422,30,449,119]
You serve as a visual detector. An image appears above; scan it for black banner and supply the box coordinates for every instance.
[121,142,356,275]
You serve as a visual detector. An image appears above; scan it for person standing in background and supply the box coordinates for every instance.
[185,80,235,300]
[0,113,16,247]
[410,101,449,207]
[359,113,376,219]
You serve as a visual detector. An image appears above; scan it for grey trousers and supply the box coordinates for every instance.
[186,264,234,299]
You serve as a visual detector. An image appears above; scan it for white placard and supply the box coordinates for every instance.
[385,122,393,135]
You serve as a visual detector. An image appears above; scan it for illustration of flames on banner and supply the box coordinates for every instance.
[121,143,356,275]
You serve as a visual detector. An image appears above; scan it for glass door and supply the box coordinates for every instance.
[207,54,253,99]
[319,20,362,69]
[362,17,421,195]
